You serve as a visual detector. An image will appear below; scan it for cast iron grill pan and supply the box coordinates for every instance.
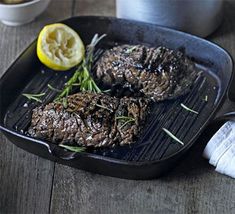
[0,17,234,179]
[3,49,217,162]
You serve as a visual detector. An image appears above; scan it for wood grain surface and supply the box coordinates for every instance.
[0,1,73,213]
[0,0,234,214]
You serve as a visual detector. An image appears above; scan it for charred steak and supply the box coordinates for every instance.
[28,92,150,147]
[95,45,198,101]
[28,45,198,148]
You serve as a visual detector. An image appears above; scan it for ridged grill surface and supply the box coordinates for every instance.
[4,48,219,162]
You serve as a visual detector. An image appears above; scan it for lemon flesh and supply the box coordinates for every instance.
[37,23,85,71]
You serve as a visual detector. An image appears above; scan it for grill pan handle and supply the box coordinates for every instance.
[214,94,235,121]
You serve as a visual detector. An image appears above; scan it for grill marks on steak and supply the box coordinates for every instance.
[28,92,150,147]
[28,45,198,148]
[95,45,198,101]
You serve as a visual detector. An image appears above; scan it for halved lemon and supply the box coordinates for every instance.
[37,23,85,71]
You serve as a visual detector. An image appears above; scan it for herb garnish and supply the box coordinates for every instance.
[204,95,208,102]
[103,89,111,93]
[22,93,45,103]
[62,97,68,108]
[180,103,199,114]
[56,34,106,100]
[47,84,62,92]
[162,128,184,146]
[116,116,135,129]
[116,116,135,120]
[59,144,85,152]
[95,103,113,112]
[125,46,137,54]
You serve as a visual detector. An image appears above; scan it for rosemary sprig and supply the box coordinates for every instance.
[95,103,113,112]
[162,128,184,146]
[116,116,135,121]
[62,97,68,108]
[116,116,135,129]
[71,83,80,86]
[56,65,83,99]
[119,120,135,129]
[125,46,137,54]
[79,66,102,93]
[22,93,45,103]
[180,103,199,114]
[48,84,62,92]
[56,34,106,100]
[59,144,85,152]
[103,89,111,93]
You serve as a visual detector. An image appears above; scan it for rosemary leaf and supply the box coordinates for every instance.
[56,65,82,99]
[204,95,208,102]
[162,128,184,146]
[71,83,80,86]
[62,97,68,108]
[95,103,113,112]
[91,79,102,93]
[125,46,137,54]
[116,116,135,129]
[59,144,85,152]
[116,116,135,121]
[103,89,111,93]
[48,84,62,92]
[30,93,45,97]
[30,97,42,103]
[22,93,45,103]
[119,119,135,129]
[180,103,199,114]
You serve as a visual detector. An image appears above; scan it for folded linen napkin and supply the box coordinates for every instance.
[203,121,235,178]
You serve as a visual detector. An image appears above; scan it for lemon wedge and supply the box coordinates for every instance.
[37,23,85,71]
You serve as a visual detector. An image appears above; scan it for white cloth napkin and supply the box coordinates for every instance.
[203,121,235,178]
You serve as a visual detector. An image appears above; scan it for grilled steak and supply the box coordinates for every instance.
[28,45,198,148]
[28,92,150,147]
[95,45,198,101]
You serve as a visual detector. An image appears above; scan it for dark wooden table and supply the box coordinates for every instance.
[0,0,234,213]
